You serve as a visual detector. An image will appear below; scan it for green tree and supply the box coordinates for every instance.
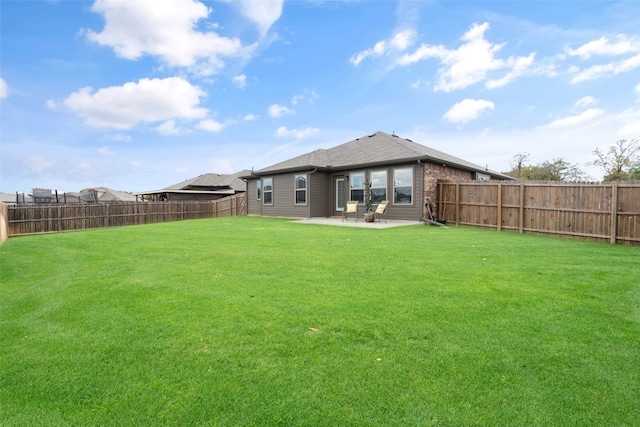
[629,161,640,180]
[504,155,589,181]
[504,152,530,179]
[591,138,640,181]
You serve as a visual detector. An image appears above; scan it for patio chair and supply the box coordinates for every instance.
[374,200,388,223]
[343,201,358,222]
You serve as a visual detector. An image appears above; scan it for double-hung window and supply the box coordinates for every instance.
[370,170,387,203]
[350,172,365,203]
[263,177,273,205]
[393,167,413,204]
[294,174,307,205]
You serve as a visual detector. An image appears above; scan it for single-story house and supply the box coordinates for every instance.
[78,187,137,203]
[136,170,250,202]
[0,192,27,205]
[243,131,513,221]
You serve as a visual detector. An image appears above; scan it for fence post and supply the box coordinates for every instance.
[455,182,460,225]
[519,183,525,234]
[497,182,502,231]
[57,205,62,232]
[610,183,618,244]
[438,181,443,219]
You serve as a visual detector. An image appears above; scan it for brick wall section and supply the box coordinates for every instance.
[423,163,473,219]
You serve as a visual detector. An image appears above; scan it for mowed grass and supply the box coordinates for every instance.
[1,216,639,426]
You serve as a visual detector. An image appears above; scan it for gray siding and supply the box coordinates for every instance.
[250,164,424,220]
[259,173,310,218]
[246,178,261,215]
[310,172,331,217]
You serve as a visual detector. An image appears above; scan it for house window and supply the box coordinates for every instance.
[393,167,413,204]
[263,177,273,205]
[256,180,261,200]
[370,170,387,203]
[294,174,307,205]
[350,172,365,203]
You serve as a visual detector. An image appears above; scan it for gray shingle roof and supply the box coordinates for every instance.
[79,187,137,202]
[252,131,511,179]
[163,169,251,192]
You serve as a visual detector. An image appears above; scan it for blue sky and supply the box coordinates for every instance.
[1,0,639,194]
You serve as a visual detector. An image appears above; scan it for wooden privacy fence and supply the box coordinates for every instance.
[5,193,246,237]
[438,180,640,245]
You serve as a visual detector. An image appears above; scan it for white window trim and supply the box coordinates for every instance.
[294,174,307,206]
[263,177,273,205]
[393,167,413,205]
[256,179,261,200]
[350,171,365,203]
[370,170,388,203]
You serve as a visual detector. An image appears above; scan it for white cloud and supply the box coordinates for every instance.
[0,77,7,99]
[231,0,284,36]
[618,119,640,136]
[209,157,234,174]
[233,74,247,88]
[410,79,429,89]
[156,120,184,135]
[616,107,640,136]
[398,22,535,92]
[51,77,208,130]
[98,146,116,156]
[268,103,294,118]
[443,99,495,124]
[275,126,319,139]
[350,29,417,66]
[243,113,258,121]
[106,133,132,142]
[85,0,254,75]
[575,96,598,108]
[543,108,604,129]
[291,89,320,106]
[565,35,640,59]
[485,53,536,89]
[570,53,640,83]
[197,118,225,132]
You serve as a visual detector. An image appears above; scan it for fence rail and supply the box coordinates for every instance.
[4,193,246,237]
[437,180,640,245]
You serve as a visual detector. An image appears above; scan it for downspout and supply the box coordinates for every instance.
[308,168,317,219]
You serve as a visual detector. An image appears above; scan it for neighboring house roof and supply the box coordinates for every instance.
[248,131,513,179]
[164,170,251,192]
[80,187,137,202]
[136,170,251,196]
[0,192,19,203]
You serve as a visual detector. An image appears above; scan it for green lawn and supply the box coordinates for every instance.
[1,216,639,426]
